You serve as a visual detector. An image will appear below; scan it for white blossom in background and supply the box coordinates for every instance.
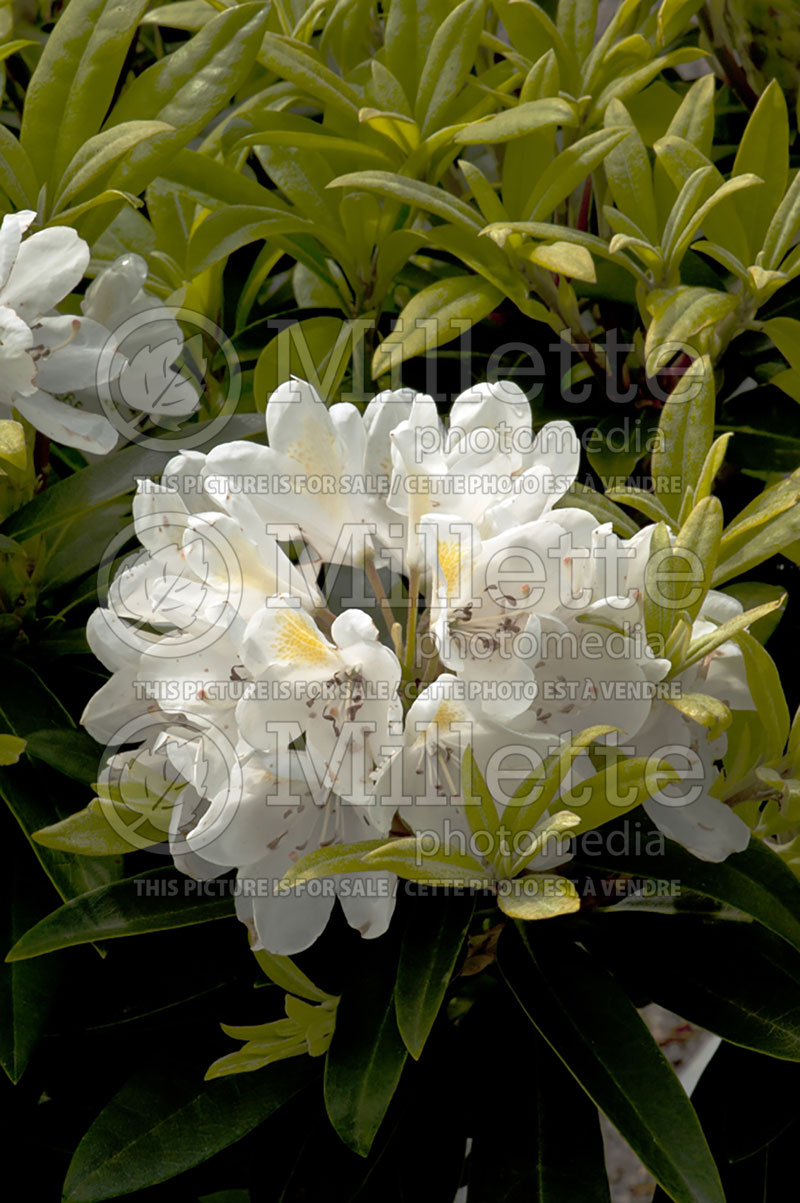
[0,214,198,455]
[82,375,760,953]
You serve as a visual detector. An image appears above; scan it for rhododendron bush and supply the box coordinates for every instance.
[2,3,800,1201]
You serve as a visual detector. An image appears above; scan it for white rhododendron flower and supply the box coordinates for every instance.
[0,214,197,454]
[82,376,760,954]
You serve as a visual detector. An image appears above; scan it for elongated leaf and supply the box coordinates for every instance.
[651,354,715,519]
[363,838,493,887]
[99,4,270,206]
[557,756,679,836]
[577,824,800,955]
[372,275,502,379]
[6,868,235,961]
[1,849,66,1083]
[415,0,485,138]
[253,949,333,1003]
[20,0,150,187]
[762,169,800,271]
[468,1022,611,1202]
[329,169,481,230]
[585,48,707,127]
[52,120,174,211]
[526,127,628,221]
[731,80,789,262]
[258,33,361,118]
[499,922,726,1203]
[0,125,39,208]
[324,940,407,1156]
[280,840,389,888]
[595,912,800,1060]
[187,206,316,277]
[0,658,119,903]
[460,96,576,144]
[558,0,599,64]
[63,1058,315,1203]
[645,287,738,376]
[603,98,658,243]
[657,0,705,46]
[394,891,474,1059]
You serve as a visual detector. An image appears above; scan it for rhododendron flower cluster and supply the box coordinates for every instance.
[82,379,754,953]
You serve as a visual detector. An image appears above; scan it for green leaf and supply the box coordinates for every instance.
[657,0,706,46]
[761,168,800,271]
[595,912,800,1060]
[258,33,361,118]
[459,96,576,144]
[0,658,119,904]
[722,582,786,645]
[582,0,642,89]
[527,240,596,281]
[497,874,581,919]
[414,0,486,138]
[694,432,732,505]
[585,48,707,127]
[52,120,174,212]
[142,2,218,31]
[23,728,101,784]
[63,1058,315,1203]
[469,1024,611,1201]
[6,868,235,961]
[363,838,493,887]
[461,745,499,850]
[762,316,800,375]
[1,850,66,1083]
[605,485,675,526]
[579,827,800,956]
[498,921,726,1203]
[644,287,738,377]
[525,127,628,221]
[0,125,39,208]
[32,797,165,857]
[394,892,474,1059]
[557,756,680,836]
[713,468,800,584]
[665,173,763,278]
[252,949,333,1004]
[651,355,715,519]
[280,840,389,888]
[254,317,355,411]
[372,275,502,379]
[731,80,789,262]
[19,0,151,187]
[558,0,599,64]
[654,135,751,265]
[678,594,786,674]
[666,692,731,741]
[603,98,658,244]
[733,631,790,764]
[324,940,407,1157]
[0,735,26,766]
[186,205,316,277]
[92,3,270,222]
[328,169,482,230]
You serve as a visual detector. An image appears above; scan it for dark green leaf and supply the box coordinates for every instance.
[324,939,407,1156]
[63,1057,316,1202]
[6,867,235,961]
[499,922,725,1203]
[394,892,474,1059]
[593,912,800,1060]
